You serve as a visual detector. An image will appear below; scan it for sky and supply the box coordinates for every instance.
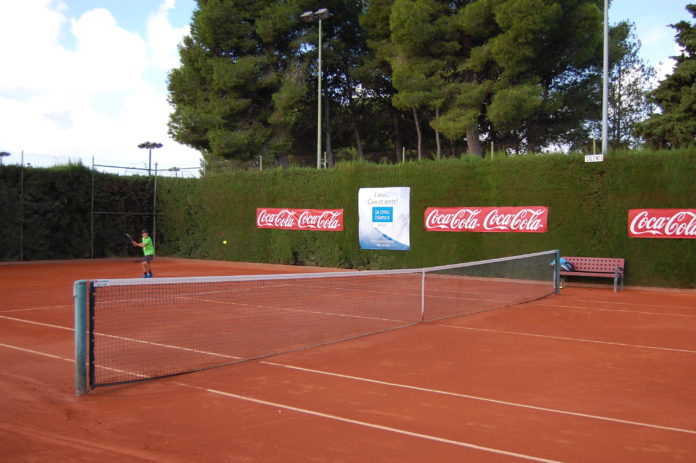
[0,0,692,174]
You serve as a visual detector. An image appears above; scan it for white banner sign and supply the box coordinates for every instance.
[359,187,410,250]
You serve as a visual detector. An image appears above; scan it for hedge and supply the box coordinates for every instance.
[1,150,694,288]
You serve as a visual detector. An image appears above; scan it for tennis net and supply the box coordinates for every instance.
[74,250,560,394]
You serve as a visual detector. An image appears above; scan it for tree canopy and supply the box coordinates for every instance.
[167,0,671,170]
[635,4,696,149]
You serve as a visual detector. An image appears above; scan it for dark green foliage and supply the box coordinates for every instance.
[156,151,696,288]
[172,0,658,165]
[0,165,155,261]
[3,152,694,288]
[635,4,696,148]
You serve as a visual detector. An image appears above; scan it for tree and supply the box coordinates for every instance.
[603,21,656,149]
[168,0,308,169]
[360,0,419,162]
[635,4,696,149]
[310,0,372,167]
[388,0,606,156]
[386,0,455,160]
[477,0,604,153]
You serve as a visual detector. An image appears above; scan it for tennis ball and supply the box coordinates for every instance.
[222,240,228,245]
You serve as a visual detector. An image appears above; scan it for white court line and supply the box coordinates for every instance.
[0,343,72,362]
[0,314,241,360]
[574,299,696,311]
[0,315,72,331]
[0,341,560,462]
[442,324,696,354]
[4,311,696,436]
[175,381,563,463]
[536,303,696,318]
[260,361,696,435]
[0,304,71,314]
[171,296,412,324]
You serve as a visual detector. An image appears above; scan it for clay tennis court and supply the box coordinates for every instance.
[2,258,695,462]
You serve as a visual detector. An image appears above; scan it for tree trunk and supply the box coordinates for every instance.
[353,123,364,161]
[434,107,441,160]
[393,113,402,163]
[277,152,289,168]
[466,125,483,157]
[413,107,422,161]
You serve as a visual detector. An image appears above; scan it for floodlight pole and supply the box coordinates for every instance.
[301,8,331,169]
[317,16,323,170]
[137,142,163,176]
[601,0,609,155]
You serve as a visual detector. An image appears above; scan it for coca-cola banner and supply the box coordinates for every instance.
[256,208,344,231]
[424,207,548,233]
[628,209,696,239]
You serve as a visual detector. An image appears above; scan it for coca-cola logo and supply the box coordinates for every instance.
[425,207,548,233]
[257,208,343,231]
[628,209,696,239]
[425,208,481,231]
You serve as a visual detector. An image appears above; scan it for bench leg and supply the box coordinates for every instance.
[613,269,621,292]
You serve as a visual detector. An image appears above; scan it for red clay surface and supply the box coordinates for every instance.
[1,258,695,462]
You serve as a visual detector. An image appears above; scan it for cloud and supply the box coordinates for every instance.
[0,0,200,172]
[147,0,190,71]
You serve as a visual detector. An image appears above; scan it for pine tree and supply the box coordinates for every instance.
[635,4,696,149]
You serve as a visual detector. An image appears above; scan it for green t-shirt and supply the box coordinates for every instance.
[142,236,155,256]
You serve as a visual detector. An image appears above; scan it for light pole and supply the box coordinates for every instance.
[601,0,608,156]
[0,151,10,165]
[138,142,163,176]
[300,8,331,169]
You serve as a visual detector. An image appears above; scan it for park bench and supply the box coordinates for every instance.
[560,257,625,292]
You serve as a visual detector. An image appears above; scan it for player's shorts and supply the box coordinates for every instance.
[143,254,154,263]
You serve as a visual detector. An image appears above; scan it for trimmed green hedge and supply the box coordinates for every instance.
[0,165,155,261]
[156,150,696,288]
[2,151,694,287]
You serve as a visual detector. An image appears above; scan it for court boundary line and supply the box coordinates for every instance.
[536,303,696,318]
[0,343,73,362]
[175,381,563,463]
[574,299,696,311]
[0,305,71,314]
[441,324,696,354]
[260,361,696,435]
[0,340,560,462]
[0,315,73,331]
[2,325,695,436]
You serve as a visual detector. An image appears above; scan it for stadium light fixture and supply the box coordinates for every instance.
[137,142,163,176]
[0,151,10,165]
[300,8,332,169]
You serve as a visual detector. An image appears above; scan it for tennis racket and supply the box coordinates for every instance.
[125,233,135,243]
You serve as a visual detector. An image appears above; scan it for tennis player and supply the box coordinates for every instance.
[132,229,155,278]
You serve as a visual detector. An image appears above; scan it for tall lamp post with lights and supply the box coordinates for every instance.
[300,8,331,169]
[137,142,162,176]
[0,151,10,165]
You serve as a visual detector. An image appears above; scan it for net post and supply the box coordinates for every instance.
[74,280,89,396]
[554,250,561,294]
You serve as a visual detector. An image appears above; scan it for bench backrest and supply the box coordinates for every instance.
[563,257,624,273]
